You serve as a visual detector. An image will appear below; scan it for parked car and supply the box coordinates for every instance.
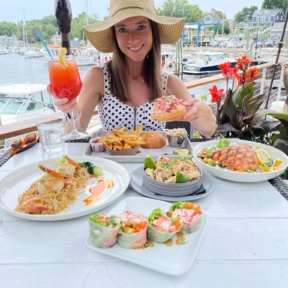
[227,42,236,48]
[211,40,220,47]
[235,42,244,48]
[266,39,275,47]
[219,41,228,48]
[255,40,264,49]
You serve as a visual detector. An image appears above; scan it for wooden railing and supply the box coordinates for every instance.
[0,111,99,141]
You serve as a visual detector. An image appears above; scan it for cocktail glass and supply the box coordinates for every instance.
[48,56,88,140]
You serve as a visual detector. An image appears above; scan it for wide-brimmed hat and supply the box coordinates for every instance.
[83,0,185,53]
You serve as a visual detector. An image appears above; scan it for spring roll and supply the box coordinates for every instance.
[117,210,148,249]
[169,201,202,234]
[148,208,183,243]
[89,214,120,248]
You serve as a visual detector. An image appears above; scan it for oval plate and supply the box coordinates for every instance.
[0,156,130,221]
[193,139,288,182]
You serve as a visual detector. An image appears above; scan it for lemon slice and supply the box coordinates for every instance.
[256,148,273,167]
[173,149,190,156]
[58,47,68,69]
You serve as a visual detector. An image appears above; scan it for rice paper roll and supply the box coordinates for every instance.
[169,201,202,234]
[117,211,148,249]
[89,214,120,248]
[148,208,183,243]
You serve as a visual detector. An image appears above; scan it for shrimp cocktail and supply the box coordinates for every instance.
[48,48,88,140]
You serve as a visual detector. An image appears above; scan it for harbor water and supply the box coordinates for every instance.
[0,53,219,100]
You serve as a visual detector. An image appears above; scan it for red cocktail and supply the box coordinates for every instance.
[48,56,87,140]
[48,58,82,100]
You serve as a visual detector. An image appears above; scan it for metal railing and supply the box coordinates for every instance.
[183,60,287,107]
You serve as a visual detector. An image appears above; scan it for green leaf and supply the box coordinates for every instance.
[242,93,266,120]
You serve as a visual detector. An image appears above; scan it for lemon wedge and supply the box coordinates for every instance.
[172,149,190,156]
[58,47,68,69]
[256,148,273,167]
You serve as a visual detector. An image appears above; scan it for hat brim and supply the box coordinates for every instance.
[83,9,184,53]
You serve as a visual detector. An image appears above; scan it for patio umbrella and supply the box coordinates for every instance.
[265,10,288,109]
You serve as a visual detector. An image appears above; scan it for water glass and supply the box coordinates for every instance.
[37,118,65,152]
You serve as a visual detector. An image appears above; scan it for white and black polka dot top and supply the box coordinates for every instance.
[98,64,169,132]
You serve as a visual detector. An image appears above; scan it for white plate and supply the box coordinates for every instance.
[86,196,208,276]
[130,167,214,202]
[0,156,130,221]
[193,139,288,182]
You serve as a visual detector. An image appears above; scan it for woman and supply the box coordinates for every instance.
[52,0,216,137]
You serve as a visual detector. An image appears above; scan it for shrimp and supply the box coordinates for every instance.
[18,197,49,214]
[172,160,201,181]
[154,157,173,182]
[55,155,80,176]
[38,165,65,195]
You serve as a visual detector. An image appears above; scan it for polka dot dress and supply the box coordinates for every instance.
[98,64,169,132]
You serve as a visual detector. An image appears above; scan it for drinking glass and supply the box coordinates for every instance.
[48,56,88,140]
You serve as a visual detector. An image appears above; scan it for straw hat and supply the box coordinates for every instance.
[83,0,185,53]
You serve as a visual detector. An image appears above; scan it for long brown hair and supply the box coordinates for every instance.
[107,20,162,102]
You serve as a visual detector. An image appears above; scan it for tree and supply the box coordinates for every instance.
[0,22,18,36]
[216,21,230,35]
[262,0,288,12]
[157,0,203,22]
[184,5,203,22]
[234,6,258,24]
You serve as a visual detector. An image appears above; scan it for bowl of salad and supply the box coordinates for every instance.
[143,155,202,196]
[193,138,288,182]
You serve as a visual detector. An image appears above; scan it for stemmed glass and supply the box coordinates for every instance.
[48,55,88,140]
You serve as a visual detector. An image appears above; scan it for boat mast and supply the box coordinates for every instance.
[22,10,27,50]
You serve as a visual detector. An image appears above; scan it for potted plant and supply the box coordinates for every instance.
[208,55,288,147]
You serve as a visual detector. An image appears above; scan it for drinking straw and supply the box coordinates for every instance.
[35,28,53,60]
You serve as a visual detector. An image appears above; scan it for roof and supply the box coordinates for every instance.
[0,83,47,96]
[271,22,288,32]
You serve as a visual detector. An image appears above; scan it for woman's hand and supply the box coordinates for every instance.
[47,84,78,113]
[182,98,216,137]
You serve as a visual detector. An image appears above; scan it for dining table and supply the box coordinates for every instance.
[1,141,288,288]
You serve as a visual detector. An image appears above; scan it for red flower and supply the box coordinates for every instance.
[246,67,260,83]
[209,85,225,103]
[236,55,251,72]
[219,62,239,78]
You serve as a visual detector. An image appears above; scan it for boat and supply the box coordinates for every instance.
[0,83,56,126]
[23,49,44,58]
[183,52,236,75]
[41,46,97,66]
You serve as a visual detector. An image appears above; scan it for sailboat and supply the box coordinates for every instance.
[22,12,43,58]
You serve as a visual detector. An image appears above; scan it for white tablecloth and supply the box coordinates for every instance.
[1,143,288,288]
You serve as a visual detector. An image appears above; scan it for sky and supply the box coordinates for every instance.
[0,0,264,23]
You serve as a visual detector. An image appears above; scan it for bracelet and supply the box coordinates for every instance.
[65,110,81,123]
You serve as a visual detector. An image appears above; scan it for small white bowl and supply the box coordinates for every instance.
[143,166,202,196]
[90,138,106,152]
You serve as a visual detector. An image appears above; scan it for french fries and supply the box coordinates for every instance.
[99,125,146,151]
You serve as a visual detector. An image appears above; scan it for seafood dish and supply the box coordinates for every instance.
[15,156,98,215]
[199,144,258,172]
[147,208,183,243]
[196,138,284,173]
[89,201,202,249]
[169,202,202,234]
[117,211,148,249]
[89,214,120,248]
[144,156,201,183]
